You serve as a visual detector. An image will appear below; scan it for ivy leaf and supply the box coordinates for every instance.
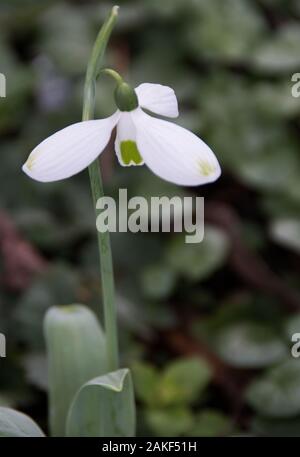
[185,0,266,61]
[166,227,229,282]
[159,357,212,406]
[270,219,300,253]
[215,322,287,368]
[141,264,176,300]
[145,407,193,437]
[247,360,300,418]
[252,25,300,73]
[133,357,212,408]
[132,362,160,407]
[186,409,233,437]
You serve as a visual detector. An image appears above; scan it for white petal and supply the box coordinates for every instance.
[22,111,120,182]
[131,109,221,186]
[115,111,144,167]
[135,83,179,118]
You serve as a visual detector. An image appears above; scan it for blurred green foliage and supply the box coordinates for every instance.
[1,0,300,437]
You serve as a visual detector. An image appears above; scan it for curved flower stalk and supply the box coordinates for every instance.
[22,78,221,187]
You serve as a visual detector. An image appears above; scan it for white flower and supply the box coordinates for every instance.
[22,83,221,186]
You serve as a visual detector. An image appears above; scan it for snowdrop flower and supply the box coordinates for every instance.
[22,75,221,186]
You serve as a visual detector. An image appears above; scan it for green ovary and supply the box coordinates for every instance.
[120,140,143,165]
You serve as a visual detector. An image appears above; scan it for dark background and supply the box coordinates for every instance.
[1,0,300,437]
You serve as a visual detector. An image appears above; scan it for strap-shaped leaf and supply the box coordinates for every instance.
[44,305,108,436]
[66,369,135,437]
[0,407,45,437]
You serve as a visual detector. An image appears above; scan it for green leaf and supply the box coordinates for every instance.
[166,227,229,281]
[253,82,300,119]
[159,357,212,406]
[44,304,107,436]
[238,144,300,192]
[246,360,300,418]
[186,409,233,437]
[185,0,265,61]
[270,219,300,253]
[252,25,300,72]
[133,358,212,408]
[141,264,176,300]
[0,407,45,437]
[215,322,287,368]
[198,74,300,192]
[132,362,160,406]
[66,369,136,437]
[145,407,193,437]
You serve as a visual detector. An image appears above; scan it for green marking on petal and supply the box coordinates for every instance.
[120,140,143,166]
[26,150,39,171]
[198,160,216,177]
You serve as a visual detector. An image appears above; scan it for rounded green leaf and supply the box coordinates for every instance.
[145,407,193,437]
[185,0,265,62]
[159,357,212,406]
[216,323,287,368]
[141,264,176,300]
[186,409,233,437]
[247,360,300,418]
[166,227,229,282]
[132,362,160,407]
[252,25,300,73]
[270,219,300,253]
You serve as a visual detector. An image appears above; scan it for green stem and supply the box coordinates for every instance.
[82,6,119,372]
[99,68,123,85]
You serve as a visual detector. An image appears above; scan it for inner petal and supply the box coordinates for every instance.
[120,140,143,165]
[115,112,144,167]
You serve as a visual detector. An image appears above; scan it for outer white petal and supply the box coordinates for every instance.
[131,109,221,186]
[135,83,179,118]
[22,111,120,182]
[114,112,144,166]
